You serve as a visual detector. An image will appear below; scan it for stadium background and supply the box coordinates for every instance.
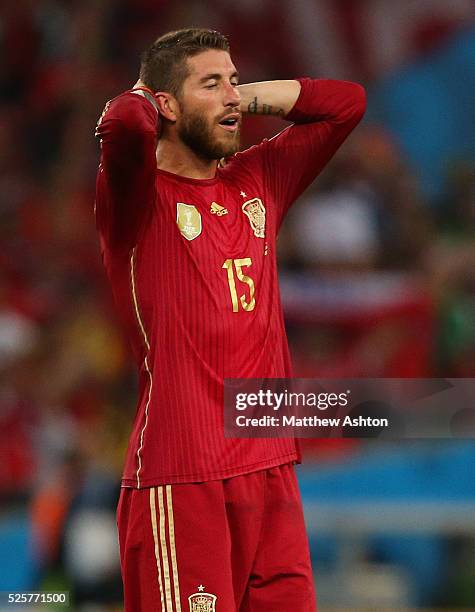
[1,0,475,609]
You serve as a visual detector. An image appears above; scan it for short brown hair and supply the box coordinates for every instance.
[139,28,230,98]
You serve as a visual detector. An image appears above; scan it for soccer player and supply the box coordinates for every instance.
[95,28,365,612]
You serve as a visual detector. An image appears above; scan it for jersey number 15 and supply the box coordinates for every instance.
[222,258,256,313]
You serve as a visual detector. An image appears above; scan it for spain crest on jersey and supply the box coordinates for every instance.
[242,197,266,238]
[188,589,217,612]
[177,203,202,241]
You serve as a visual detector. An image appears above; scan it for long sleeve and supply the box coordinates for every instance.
[262,78,366,228]
[95,89,160,252]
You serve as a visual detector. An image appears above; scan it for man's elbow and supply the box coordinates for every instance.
[349,83,367,122]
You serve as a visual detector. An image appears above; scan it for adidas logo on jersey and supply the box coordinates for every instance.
[210,202,228,216]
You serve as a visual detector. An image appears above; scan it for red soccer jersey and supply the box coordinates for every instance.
[95,78,365,487]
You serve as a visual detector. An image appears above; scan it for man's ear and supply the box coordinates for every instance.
[155,93,179,122]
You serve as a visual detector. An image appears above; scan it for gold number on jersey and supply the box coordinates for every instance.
[222,258,256,312]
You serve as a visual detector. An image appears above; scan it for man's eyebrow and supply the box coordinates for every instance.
[198,71,240,83]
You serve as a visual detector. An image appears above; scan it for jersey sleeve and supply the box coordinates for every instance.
[95,89,160,252]
[262,78,366,230]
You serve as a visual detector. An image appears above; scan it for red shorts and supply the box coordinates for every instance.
[117,463,316,611]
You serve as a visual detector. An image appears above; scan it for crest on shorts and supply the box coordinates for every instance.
[188,586,217,612]
[242,197,266,238]
[177,203,202,241]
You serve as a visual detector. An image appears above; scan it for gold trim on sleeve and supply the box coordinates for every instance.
[130,248,153,488]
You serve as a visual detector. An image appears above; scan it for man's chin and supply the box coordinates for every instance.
[217,133,240,158]
[221,143,240,158]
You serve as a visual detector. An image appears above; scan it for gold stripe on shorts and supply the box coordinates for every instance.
[166,485,182,611]
[150,486,182,611]
[157,487,173,610]
[150,487,165,610]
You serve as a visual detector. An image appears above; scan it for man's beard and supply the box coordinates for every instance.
[177,108,240,161]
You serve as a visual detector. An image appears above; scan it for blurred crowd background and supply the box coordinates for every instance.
[1,0,475,610]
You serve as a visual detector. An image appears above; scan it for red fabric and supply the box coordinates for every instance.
[0,398,36,492]
[95,79,365,487]
[117,464,316,611]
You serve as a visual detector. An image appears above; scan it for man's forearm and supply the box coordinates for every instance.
[237,80,301,117]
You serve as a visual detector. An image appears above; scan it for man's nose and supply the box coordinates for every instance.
[224,82,241,107]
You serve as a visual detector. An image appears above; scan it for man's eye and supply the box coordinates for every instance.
[206,84,217,89]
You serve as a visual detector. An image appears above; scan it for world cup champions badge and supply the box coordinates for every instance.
[177,202,202,241]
